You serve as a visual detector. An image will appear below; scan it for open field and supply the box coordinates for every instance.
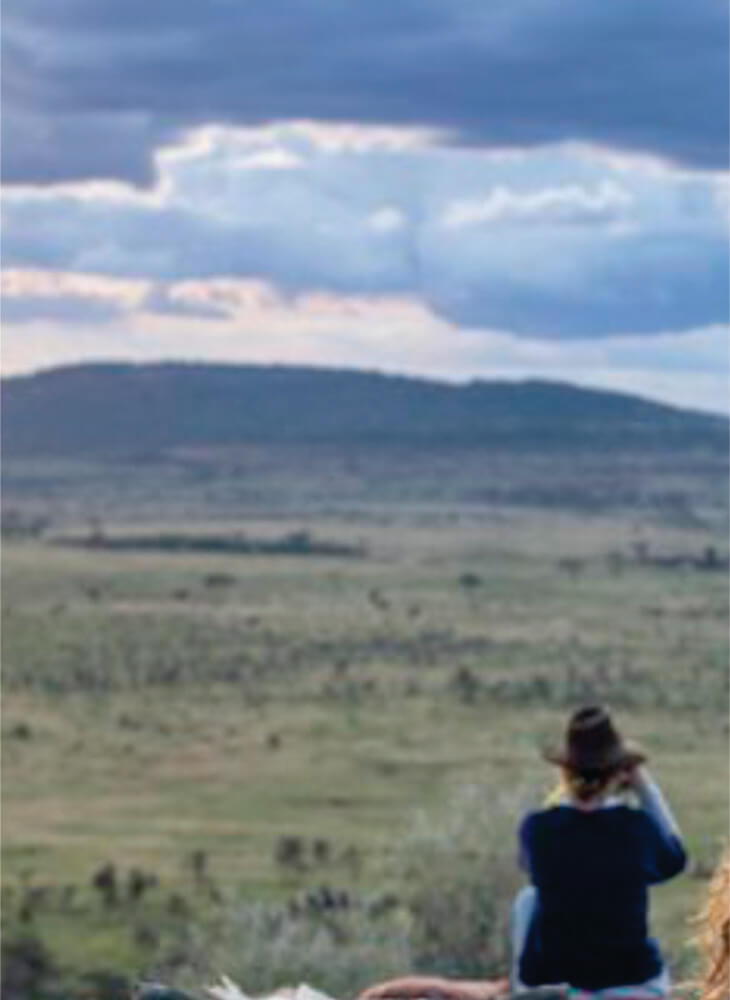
[2,487,728,997]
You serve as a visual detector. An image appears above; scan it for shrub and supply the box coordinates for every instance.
[184,901,411,998]
[203,573,237,588]
[275,835,306,872]
[8,721,32,740]
[390,781,535,978]
[1,935,57,1000]
[177,782,534,994]
[448,666,480,704]
[92,863,118,908]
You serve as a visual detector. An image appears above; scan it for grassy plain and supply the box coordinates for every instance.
[2,450,729,997]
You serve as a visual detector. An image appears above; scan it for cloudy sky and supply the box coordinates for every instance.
[2,0,729,412]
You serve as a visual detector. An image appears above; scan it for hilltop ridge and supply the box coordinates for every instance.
[2,362,726,457]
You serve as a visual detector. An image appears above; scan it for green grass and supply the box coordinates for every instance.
[2,504,728,995]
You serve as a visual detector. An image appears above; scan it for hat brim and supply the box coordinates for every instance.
[542,739,647,771]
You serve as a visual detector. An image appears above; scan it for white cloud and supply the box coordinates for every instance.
[3,130,726,338]
[1,268,150,313]
[440,180,633,228]
[161,277,283,316]
[367,206,407,233]
[233,148,305,171]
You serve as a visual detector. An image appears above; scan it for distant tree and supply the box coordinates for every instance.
[91,863,118,908]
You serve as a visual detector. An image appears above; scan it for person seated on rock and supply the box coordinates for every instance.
[511,705,687,998]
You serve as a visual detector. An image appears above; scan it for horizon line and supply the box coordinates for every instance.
[2,355,727,421]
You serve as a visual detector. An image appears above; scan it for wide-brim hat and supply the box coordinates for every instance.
[543,705,646,772]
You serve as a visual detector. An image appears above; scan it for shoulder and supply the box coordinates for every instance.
[518,809,539,845]
[622,804,671,838]
[603,803,645,825]
[519,806,567,840]
[604,807,687,867]
[591,804,657,836]
[519,807,551,829]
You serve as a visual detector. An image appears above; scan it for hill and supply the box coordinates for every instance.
[1,362,727,457]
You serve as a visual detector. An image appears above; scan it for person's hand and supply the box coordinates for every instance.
[619,763,648,791]
[361,977,425,999]
[359,977,446,1000]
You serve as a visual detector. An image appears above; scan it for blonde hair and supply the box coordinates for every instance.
[695,845,729,1000]
[546,766,625,805]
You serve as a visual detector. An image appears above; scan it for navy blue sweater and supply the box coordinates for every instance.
[518,804,687,990]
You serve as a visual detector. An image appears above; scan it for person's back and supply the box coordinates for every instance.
[512,706,687,996]
[519,801,686,990]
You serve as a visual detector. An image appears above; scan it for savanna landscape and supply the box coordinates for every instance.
[2,365,729,1000]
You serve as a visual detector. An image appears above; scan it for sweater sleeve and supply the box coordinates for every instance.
[634,778,687,883]
[635,773,682,840]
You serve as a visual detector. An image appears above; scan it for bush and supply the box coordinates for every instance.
[178,782,534,994]
[391,782,533,978]
[1,935,57,1000]
[184,901,411,998]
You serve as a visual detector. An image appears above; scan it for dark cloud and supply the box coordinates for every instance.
[427,233,730,337]
[3,0,728,185]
